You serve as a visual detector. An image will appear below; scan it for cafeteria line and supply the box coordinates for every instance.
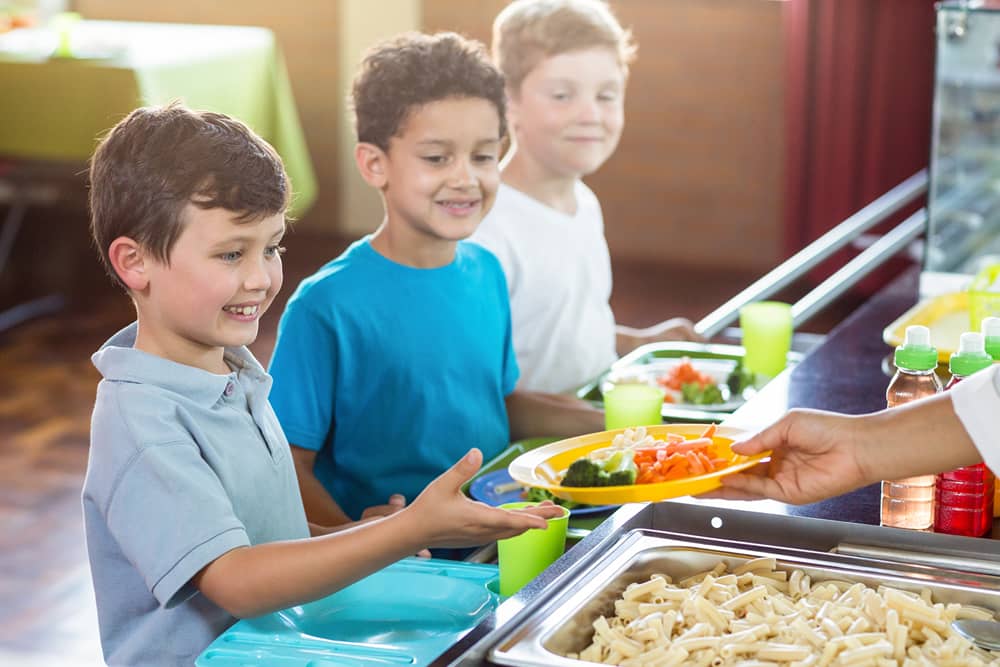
[4,2,1000,667]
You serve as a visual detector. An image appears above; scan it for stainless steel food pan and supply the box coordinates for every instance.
[489,529,1000,667]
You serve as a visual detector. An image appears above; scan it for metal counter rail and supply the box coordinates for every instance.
[694,169,928,339]
[791,208,927,327]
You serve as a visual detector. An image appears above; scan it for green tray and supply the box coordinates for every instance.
[576,341,804,424]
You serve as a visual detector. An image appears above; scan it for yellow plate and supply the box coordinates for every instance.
[882,292,968,363]
[507,424,769,505]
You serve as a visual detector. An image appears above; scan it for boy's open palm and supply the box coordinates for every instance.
[711,410,869,505]
[409,449,564,548]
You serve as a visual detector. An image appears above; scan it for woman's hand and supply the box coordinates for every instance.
[708,409,871,504]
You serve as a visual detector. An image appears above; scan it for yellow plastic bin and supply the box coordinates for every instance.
[969,264,1000,331]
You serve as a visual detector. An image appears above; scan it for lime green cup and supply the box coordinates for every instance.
[740,301,793,381]
[496,502,570,597]
[603,382,665,430]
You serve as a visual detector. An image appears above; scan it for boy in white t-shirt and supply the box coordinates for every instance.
[471,0,699,394]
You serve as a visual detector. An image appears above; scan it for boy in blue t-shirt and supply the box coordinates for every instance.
[83,102,562,667]
[269,32,603,526]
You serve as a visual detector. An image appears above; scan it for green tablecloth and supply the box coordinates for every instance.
[0,21,317,217]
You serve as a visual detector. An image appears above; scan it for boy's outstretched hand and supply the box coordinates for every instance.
[709,409,872,504]
[647,317,703,343]
[407,449,564,549]
[616,317,704,356]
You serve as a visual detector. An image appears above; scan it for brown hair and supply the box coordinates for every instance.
[351,32,506,152]
[493,0,637,92]
[89,102,290,288]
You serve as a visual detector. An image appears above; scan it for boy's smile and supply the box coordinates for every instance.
[364,96,502,267]
[132,205,286,373]
[508,47,626,180]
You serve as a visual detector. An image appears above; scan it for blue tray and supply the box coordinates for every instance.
[196,557,499,667]
[469,468,619,517]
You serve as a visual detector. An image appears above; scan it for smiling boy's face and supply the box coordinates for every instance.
[133,204,286,373]
[508,47,626,179]
[368,96,502,257]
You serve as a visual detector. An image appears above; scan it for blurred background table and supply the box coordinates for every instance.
[0,20,317,330]
[0,20,317,217]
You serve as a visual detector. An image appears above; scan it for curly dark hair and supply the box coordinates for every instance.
[351,32,507,152]
[89,102,290,289]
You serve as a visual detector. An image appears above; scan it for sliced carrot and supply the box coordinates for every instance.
[661,464,690,481]
[696,451,715,472]
[629,427,730,485]
[685,451,706,475]
[669,437,713,453]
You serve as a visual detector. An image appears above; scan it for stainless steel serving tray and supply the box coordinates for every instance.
[489,528,1000,667]
[575,341,815,423]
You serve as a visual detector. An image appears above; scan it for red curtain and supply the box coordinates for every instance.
[783,0,937,287]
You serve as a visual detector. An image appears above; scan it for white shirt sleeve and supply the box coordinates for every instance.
[950,364,1000,473]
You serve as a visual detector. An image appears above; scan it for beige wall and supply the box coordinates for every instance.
[336,1,420,236]
[75,0,345,234]
[75,1,784,271]
[425,0,785,272]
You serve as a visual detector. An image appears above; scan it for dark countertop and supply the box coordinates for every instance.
[436,268,995,666]
[719,265,923,524]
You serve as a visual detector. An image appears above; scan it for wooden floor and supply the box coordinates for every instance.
[0,220,855,665]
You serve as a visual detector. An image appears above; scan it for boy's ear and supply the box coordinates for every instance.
[354,143,389,189]
[107,236,150,291]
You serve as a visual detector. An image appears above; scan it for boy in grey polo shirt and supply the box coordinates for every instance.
[82,103,562,667]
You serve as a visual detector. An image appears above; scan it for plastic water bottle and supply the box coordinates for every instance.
[882,325,941,530]
[935,332,994,537]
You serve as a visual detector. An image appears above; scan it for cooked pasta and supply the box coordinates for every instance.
[565,559,1000,666]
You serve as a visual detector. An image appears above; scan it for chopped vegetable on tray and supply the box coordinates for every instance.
[558,424,727,488]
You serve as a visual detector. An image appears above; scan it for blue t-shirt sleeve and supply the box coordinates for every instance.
[268,295,339,451]
[106,441,250,608]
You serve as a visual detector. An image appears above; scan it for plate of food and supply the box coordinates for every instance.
[602,358,752,413]
[507,423,769,505]
[467,469,619,516]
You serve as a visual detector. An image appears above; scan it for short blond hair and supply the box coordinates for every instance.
[493,0,637,92]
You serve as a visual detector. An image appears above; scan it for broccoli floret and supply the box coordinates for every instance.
[602,449,638,485]
[562,450,637,487]
[605,470,637,486]
[562,459,604,487]
[726,362,755,395]
[681,381,724,405]
[524,486,580,509]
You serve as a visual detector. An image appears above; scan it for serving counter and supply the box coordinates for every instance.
[436,266,1000,666]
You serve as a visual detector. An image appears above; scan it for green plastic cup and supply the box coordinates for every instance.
[496,502,570,597]
[740,301,793,381]
[603,382,664,430]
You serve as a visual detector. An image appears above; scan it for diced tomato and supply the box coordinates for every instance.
[657,358,716,392]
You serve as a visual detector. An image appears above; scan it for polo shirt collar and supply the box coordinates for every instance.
[91,322,270,407]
